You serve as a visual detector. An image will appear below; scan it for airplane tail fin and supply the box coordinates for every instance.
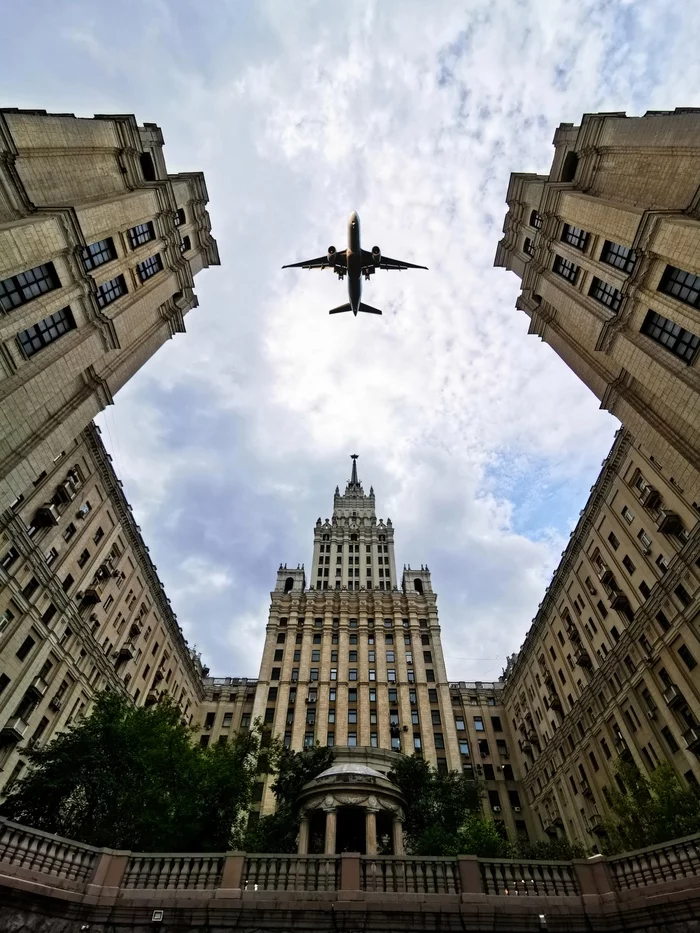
[328,303,352,315]
[359,302,382,315]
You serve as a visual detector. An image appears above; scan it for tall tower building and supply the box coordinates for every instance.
[494,108,700,499]
[0,108,219,511]
[251,457,461,814]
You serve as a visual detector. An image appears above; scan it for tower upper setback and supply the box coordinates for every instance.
[310,455,396,591]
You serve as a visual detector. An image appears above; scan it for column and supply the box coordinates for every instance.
[324,808,337,855]
[366,809,378,856]
[392,817,404,856]
[298,815,310,854]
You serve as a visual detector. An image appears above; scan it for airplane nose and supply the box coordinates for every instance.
[350,211,359,225]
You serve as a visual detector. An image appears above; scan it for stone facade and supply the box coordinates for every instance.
[0,422,205,792]
[500,427,700,849]
[0,108,220,512]
[494,107,700,496]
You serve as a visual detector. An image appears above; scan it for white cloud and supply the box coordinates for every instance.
[5,0,698,678]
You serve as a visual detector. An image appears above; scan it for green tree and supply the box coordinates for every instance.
[0,691,259,851]
[513,838,585,860]
[242,743,334,853]
[389,756,502,856]
[602,759,700,854]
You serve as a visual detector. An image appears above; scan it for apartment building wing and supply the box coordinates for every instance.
[0,422,204,794]
[494,107,700,495]
[0,108,220,512]
[449,681,533,843]
[501,428,700,848]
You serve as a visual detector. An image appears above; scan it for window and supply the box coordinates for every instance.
[491,716,503,732]
[327,732,334,747]
[621,506,634,524]
[136,253,163,282]
[127,221,156,249]
[18,307,76,358]
[530,210,542,229]
[601,240,637,273]
[310,668,319,681]
[455,717,465,730]
[82,238,117,271]
[369,669,376,681]
[428,689,438,703]
[347,732,357,747]
[16,635,35,661]
[658,264,700,310]
[589,277,622,312]
[349,668,358,681]
[641,310,699,364]
[174,207,186,226]
[304,732,314,748]
[561,223,588,250]
[270,667,280,680]
[311,650,320,662]
[623,555,636,575]
[434,733,445,749]
[387,669,396,682]
[431,710,441,725]
[274,649,284,662]
[523,237,535,257]
[1,262,60,312]
[426,669,435,682]
[474,716,484,731]
[459,739,469,756]
[423,650,432,663]
[553,254,579,283]
[661,726,679,753]
[678,645,697,670]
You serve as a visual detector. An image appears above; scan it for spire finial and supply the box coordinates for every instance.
[350,453,359,486]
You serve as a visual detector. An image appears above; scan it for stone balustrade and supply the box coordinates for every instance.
[0,817,698,931]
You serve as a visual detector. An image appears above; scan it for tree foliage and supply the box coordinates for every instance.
[601,759,700,854]
[241,742,334,853]
[0,691,259,851]
[389,755,502,856]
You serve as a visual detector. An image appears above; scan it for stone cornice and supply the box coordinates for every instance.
[502,428,631,697]
[82,422,204,698]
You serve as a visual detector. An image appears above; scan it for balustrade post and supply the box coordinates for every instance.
[85,849,130,898]
[457,855,482,894]
[216,851,245,899]
[573,855,615,899]
[339,853,361,892]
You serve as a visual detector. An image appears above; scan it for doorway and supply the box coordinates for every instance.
[335,807,366,854]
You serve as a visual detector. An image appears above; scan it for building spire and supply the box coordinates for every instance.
[350,453,359,487]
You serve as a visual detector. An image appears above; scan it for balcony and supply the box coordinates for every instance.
[682,726,700,752]
[153,670,163,684]
[81,583,104,606]
[525,729,539,745]
[27,676,49,700]
[640,486,661,511]
[48,697,63,713]
[32,503,59,527]
[144,691,158,707]
[657,510,684,536]
[520,740,533,755]
[610,589,632,612]
[580,781,594,801]
[663,684,684,709]
[586,812,606,835]
[601,569,615,588]
[117,641,136,662]
[129,622,142,639]
[544,822,559,837]
[1,717,29,741]
[548,695,562,712]
[574,646,592,667]
[565,622,580,642]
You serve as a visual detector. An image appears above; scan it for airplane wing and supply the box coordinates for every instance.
[282,251,348,271]
[361,250,428,272]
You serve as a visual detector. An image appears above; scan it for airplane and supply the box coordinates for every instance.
[282,212,427,316]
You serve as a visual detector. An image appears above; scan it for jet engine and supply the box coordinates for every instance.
[371,246,381,265]
[327,245,337,263]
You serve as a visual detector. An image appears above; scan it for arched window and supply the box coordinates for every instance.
[284,577,294,594]
[414,578,424,595]
[561,152,579,183]
[529,210,542,230]
[139,152,156,181]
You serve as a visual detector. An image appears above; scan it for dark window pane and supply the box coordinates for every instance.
[658,264,700,310]
[529,210,542,230]
[81,238,116,271]
[641,310,700,364]
[561,224,588,250]
[553,254,579,284]
[18,307,76,358]
[600,240,637,273]
[589,277,622,312]
[0,262,60,313]
[136,253,163,282]
[127,221,156,249]
[95,274,127,308]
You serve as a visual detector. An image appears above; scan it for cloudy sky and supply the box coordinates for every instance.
[4,0,699,681]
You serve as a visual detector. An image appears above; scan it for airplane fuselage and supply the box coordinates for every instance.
[346,211,363,315]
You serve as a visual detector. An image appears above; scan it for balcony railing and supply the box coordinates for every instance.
[479,858,579,896]
[362,856,459,893]
[574,646,592,667]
